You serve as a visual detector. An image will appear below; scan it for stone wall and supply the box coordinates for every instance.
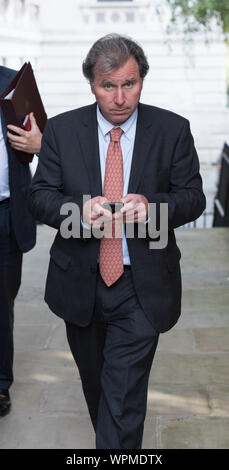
[0,0,229,166]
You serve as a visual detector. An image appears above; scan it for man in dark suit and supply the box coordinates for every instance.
[29,34,206,448]
[0,65,42,416]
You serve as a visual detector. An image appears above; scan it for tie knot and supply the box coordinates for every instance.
[110,127,123,143]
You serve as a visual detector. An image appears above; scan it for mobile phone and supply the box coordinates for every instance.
[102,202,123,214]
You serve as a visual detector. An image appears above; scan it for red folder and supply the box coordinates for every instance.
[0,62,47,163]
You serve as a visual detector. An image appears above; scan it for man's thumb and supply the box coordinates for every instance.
[29,112,37,128]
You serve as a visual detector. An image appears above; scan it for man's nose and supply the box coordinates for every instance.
[114,88,125,106]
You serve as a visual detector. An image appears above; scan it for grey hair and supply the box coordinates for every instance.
[82,33,149,84]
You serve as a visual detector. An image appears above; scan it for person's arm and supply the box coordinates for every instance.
[28,118,112,239]
[7,112,42,155]
[29,118,83,231]
[117,120,206,234]
[150,119,206,230]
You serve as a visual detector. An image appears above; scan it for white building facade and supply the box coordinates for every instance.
[0,0,228,185]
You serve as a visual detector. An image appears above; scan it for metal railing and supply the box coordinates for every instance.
[181,211,214,229]
[213,144,229,227]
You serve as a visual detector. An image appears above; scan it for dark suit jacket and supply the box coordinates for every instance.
[29,102,206,333]
[0,66,36,253]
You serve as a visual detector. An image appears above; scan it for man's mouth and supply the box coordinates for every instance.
[111,109,129,113]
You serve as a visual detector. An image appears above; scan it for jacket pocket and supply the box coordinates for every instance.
[0,203,10,236]
[166,246,181,272]
[49,245,71,271]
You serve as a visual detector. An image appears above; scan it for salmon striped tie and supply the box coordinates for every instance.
[99,127,124,286]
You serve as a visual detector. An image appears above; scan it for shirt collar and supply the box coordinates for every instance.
[97,104,138,141]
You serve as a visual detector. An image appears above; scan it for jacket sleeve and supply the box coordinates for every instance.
[28,119,88,237]
[147,119,206,231]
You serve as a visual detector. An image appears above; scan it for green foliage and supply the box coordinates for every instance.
[159,1,229,97]
[165,0,229,36]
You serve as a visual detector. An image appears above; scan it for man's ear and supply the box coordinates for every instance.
[91,83,95,95]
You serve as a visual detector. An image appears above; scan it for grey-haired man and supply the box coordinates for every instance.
[30,34,205,448]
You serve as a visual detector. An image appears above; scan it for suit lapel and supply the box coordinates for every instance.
[0,110,7,141]
[0,68,18,184]
[75,102,160,198]
[77,102,102,198]
[128,103,157,194]
[0,67,17,143]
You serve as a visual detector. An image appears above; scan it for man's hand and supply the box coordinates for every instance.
[83,196,113,230]
[83,194,148,234]
[7,112,42,154]
[115,193,148,223]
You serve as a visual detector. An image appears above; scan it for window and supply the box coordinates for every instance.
[126,12,134,22]
[96,12,105,22]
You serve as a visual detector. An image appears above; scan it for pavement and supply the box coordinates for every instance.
[0,225,228,449]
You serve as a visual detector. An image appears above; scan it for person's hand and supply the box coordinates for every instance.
[83,196,112,230]
[7,112,42,154]
[114,193,148,223]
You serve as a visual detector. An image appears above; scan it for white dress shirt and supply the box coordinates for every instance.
[0,114,10,201]
[97,105,138,265]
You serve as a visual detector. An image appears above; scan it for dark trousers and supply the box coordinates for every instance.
[65,268,159,449]
[0,199,22,389]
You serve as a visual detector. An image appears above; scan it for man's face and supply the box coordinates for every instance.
[91,56,143,125]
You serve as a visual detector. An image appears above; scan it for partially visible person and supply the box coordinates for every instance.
[0,65,42,416]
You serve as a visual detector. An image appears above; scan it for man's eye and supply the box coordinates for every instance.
[125,82,133,88]
[105,83,112,89]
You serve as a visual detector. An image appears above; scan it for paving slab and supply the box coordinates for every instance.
[157,328,195,354]
[176,228,229,273]
[150,352,229,385]
[208,384,229,417]
[142,417,157,449]
[40,381,88,414]
[177,307,229,328]
[14,325,55,351]
[193,327,229,352]
[147,384,210,417]
[0,412,95,449]
[13,349,79,384]
[158,417,229,449]
[182,287,229,310]
[45,321,71,350]
[14,300,54,325]
[10,383,45,412]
